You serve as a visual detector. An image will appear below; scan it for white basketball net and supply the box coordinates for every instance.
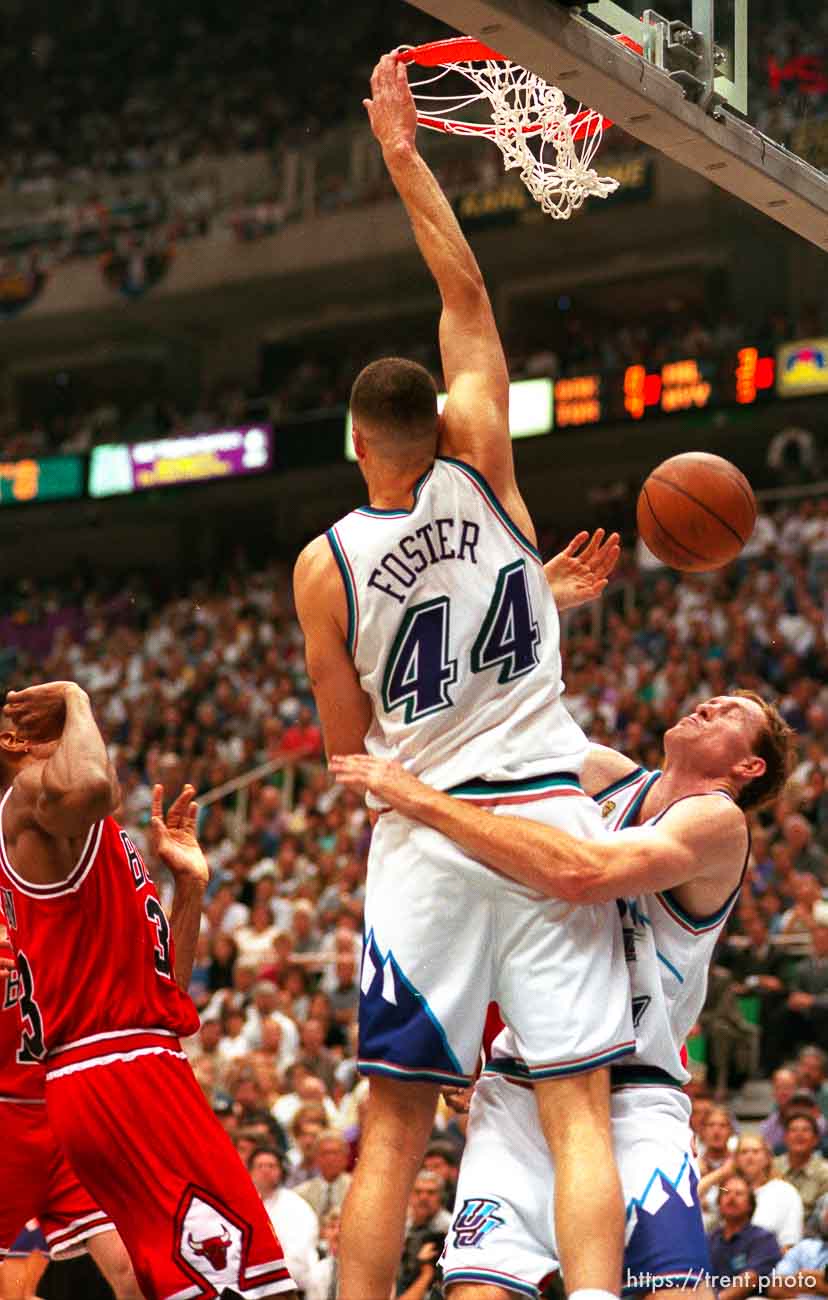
[406,56,620,220]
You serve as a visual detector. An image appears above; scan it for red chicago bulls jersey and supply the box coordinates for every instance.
[0,797,199,1058]
[0,939,46,1102]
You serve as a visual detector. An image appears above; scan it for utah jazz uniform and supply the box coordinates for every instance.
[442,768,748,1297]
[328,458,633,1085]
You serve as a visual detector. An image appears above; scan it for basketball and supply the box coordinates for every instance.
[636,452,757,572]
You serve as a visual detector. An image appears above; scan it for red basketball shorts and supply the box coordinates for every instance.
[0,1099,113,1258]
[45,1030,294,1300]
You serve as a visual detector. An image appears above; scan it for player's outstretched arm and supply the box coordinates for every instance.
[294,537,373,761]
[365,54,514,495]
[331,754,747,902]
[6,682,119,838]
[148,783,208,990]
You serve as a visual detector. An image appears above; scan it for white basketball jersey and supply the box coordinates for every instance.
[488,767,746,1084]
[596,767,747,1085]
[327,457,588,790]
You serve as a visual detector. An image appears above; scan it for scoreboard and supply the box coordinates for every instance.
[553,346,777,429]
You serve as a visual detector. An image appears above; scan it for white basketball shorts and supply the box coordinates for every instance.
[442,1076,709,1297]
[358,775,634,1086]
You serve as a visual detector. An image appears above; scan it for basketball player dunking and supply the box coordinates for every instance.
[332,691,795,1300]
[295,52,632,1300]
[0,681,295,1300]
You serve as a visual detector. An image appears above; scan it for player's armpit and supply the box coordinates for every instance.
[294,538,373,761]
[580,743,642,801]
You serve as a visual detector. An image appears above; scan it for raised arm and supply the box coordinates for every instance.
[330,755,747,906]
[148,784,207,991]
[6,682,119,839]
[365,55,516,500]
[293,536,373,761]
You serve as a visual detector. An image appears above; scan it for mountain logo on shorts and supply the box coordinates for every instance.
[358,929,465,1081]
[452,1198,506,1249]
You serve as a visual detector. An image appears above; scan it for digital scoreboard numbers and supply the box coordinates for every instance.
[0,456,84,505]
[553,375,602,427]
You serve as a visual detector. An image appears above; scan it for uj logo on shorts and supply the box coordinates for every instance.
[452,1198,506,1249]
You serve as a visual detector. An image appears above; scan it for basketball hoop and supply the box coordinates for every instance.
[397,36,641,221]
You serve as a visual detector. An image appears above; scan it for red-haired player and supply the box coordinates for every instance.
[0,681,295,1300]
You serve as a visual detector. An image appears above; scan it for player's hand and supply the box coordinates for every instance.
[416,1241,440,1269]
[363,53,418,157]
[442,1084,474,1115]
[5,681,86,742]
[544,529,620,611]
[148,784,209,888]
[330,754,426,816]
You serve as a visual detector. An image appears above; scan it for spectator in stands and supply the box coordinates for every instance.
[285,1105,325,1188]
[774,1114,828,1219]
[185,1015,224,1068]
[761,1070,804,1153]
[243,979,299,1065]
[248,1146,320,1294]
[701,964,759,1099]
[707,1174,782,1297]
[774,922,828,1057]
[778,874,825,937]
[395,1171,450,1300]
[295,1131,352,1223]
[306,1208,342,1300]
[796,1048,828,1121]
[719,916,788,1075]
[422,1141,460,1211]
[699,1107,738,1230]
[328,953,359,1029]
[296,1018,339,1094]
[273,1066,339,1131]
[234,900,282,963]
[291,898,321,957]
[734,1134,804,1250]
[766,1193,828,1300]
[782,816,828,885]
[207,931,238,992]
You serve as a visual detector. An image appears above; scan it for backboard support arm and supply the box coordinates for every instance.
[404,0,828,249]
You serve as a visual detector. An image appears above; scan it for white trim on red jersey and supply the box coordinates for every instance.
[0,789,103,899]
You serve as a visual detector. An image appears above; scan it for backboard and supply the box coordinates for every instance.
[403,0,828,249]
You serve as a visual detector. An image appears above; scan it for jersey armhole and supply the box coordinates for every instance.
[593,766,647,803]
[437,456,541,563]
[325,526,358,657]
[656,803,750,932]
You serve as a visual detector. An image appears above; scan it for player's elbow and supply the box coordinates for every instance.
[442,266,487,312]
[40,771,117,831]
[553,856,609,905]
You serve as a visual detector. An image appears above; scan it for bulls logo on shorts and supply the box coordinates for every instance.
[174,1187,249,1298]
